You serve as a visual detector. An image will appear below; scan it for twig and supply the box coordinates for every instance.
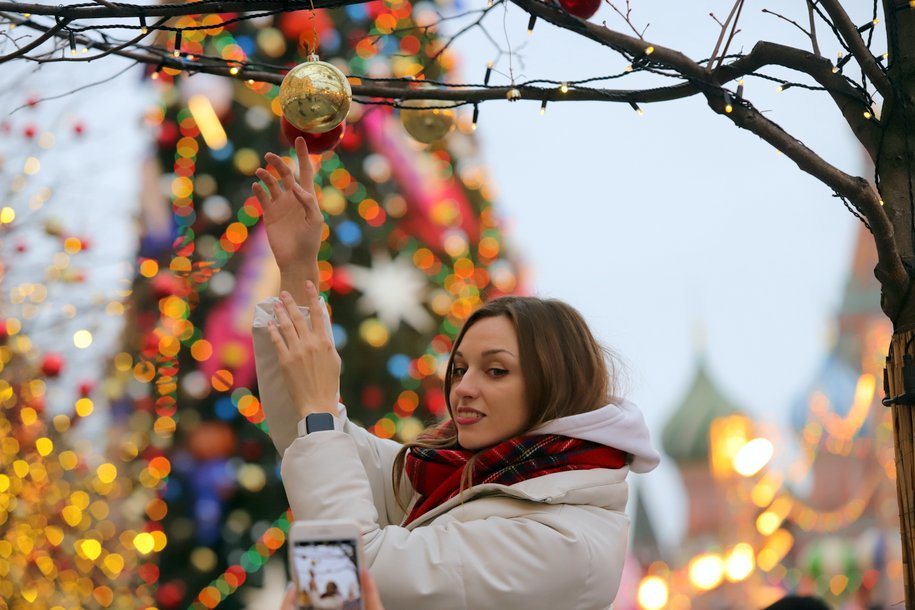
[715,0,744,72]
[9,61,138,114]
[806,0,821,57]
[708,0,743,68]
[606,0,646,39]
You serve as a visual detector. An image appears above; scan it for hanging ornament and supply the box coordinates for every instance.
[557,0,601,20]
[278,55,352,133]
[280,116,346,154]
[41,353,64,377]
[400,99,456,144]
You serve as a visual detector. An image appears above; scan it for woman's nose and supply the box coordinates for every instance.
[454,373,479,398]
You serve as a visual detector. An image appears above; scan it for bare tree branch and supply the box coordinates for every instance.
[0,16,70,62]
[0,1,364,20]
[719,41,881,158]
[818,0,891,98]
[705,92,905,297]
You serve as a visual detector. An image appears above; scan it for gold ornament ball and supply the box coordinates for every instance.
[279,59,352,133]
[400,99,456,144]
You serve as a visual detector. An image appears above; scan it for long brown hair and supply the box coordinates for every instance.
[391,296,622,510]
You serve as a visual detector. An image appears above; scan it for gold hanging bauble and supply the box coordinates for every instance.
[400,99,456,144]
[279,55,352,133]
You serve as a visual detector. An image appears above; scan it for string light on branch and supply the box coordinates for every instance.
[540,99,547,115]
[832,52,852,73]
[151,61,164,80]
[625,45,655,72]
[472,104,479,130]
[723,91,733,114]
[229,65,240,76]
[484,62,493,86]
[173,30,183,58]
[736,79,744,98]
[139,14,148,34]
[559,82,569,94]
[864,109,873,119]
[857,18,879,33]
[68,30,77,56]
[629,100,644,115]
[776,82,792,93]
[527,14,537,34]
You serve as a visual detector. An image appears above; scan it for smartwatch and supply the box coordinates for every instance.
[297,412,335,437]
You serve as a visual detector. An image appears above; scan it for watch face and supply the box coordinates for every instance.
[306,413,335,434]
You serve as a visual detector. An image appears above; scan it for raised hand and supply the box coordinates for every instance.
[253,137,323,274]
[267,281,341,418]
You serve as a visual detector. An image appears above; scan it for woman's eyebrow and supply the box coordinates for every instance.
[454,348,516,358]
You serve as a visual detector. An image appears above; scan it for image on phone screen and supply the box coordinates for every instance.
[291,539,362,610]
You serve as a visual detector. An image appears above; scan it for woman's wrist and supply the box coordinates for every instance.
[279,264,320,302]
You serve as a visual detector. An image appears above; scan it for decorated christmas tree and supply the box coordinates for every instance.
[0,53,158,608]
[135,3,521,607]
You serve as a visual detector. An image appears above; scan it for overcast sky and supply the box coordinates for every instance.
[447,1,868,545]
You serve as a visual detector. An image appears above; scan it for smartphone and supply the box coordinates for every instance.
[288,520,365,610]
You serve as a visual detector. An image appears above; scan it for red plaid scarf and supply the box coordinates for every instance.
[403,424,626,526]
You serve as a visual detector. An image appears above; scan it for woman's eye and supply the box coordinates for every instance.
[452,367,467,377]
[488,368,508,377]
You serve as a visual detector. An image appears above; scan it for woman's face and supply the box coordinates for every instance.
[449,316,529,450]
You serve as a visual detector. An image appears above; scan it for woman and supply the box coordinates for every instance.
[252,139,660,610]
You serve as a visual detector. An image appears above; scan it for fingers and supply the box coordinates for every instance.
[251,182,270,210]
[360,569,384,610]
[254,166,281,200]
[303,281,328,338]
[296,137,316,189]
[265,151,296,187]
[280,583,297,610]
[266,318,290,360]
[279,291,310,338]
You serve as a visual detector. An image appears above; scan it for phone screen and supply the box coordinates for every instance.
[291,539,362,610]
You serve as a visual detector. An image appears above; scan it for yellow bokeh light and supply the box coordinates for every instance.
[59,451,78,470]
[20,407,38,426]
[133,532,155,554]
[688,553,724,591]
[35,437,54,456]
[77,539,102,561]
[75,398,94,417]
[637,575,669,610]
[139,259,159,278]
[73,329,93,349]
[96,463,117,484]
[23,156,40,175]
[114,352,133,372]
[733,438,774,477]
[724,543,755,582]
[61,506,83,527]
[360,319,390,347]
[0,207,15,224]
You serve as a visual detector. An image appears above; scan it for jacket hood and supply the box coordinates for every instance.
[529,400,660,474]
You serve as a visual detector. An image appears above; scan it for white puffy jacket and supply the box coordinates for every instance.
[252,298,660,610]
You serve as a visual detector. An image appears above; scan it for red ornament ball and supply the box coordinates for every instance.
[41,353,64,377]
[280,116,345,155]
[78,381,94,397]
[557,0,601,19]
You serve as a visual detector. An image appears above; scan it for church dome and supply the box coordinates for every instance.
[662,361,743,464]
